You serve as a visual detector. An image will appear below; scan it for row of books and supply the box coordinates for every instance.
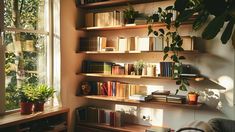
[77,0,107,5]
[85,11,124,27]
[79,81,144,98]
[160,62,174,77]
[82,60,175,77]
[79,36,194,52]
[76,106,124,127]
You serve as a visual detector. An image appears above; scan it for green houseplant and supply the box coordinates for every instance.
[34,84,55,112]
[18,84,37,114]
[123,4,139,24]
[134,60,145,75]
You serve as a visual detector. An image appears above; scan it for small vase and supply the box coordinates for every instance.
[34,102,45,112]
[188,94,198,105]
[20,102,33,115]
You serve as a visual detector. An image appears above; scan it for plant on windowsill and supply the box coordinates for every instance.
[123,4,139,24]
[17,84,37,114]
[34,84,55,112]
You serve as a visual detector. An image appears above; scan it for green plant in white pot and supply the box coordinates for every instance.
[34,84,55,112]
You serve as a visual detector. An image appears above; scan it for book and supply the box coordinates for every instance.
[153,36,164,51]
[87,107,98,123]
[182,36,194,50]
[85,13,94,27]
[118,37,128,51]
[129,94,153,102]
[152,90,170,95]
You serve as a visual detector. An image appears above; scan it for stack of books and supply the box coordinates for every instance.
[160,62,174,77]
[76,106,124,127]
[151,90,170,102]
[82,60,113,74]
[167,94,187,104]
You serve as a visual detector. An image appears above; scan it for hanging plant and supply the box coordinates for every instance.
[148,6,189,94]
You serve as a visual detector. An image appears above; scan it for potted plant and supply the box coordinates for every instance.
[18,84,37,114]
[34,84,55,112]
[134,60,145,75]
[188,91,199,105]
[123,4,139,24]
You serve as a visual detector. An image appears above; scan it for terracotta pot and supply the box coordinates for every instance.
[20,102,33,115]
[34,102,45,112]
[188,94,199,105]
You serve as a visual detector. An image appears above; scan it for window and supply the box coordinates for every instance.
[0,0,59,112]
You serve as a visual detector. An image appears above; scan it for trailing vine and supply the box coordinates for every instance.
[148,6,190,95]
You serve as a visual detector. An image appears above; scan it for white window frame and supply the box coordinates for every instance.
[0,0,61,114]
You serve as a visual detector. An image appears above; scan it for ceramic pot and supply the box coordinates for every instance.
[34,102,45,112]
[188,94,198,105]
[20,102,33,114]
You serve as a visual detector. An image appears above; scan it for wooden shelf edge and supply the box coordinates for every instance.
[76,50,199,54]
[77,0,169,9]
[84,95,204,109]
[77,122,151,132]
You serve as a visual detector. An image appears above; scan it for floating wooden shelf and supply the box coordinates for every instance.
[84,95,204,109]
[77,0,169,9]
[78,73,203,81]
[79,21,193,31]
[77,122,152,132]
[77,50,199,54]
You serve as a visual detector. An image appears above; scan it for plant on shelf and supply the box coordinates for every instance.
[148,6,189,94]
[134,60,145,75]
[123,4,139,24]
[174,0,235,47]
[17,84,37,114]
[34,84,55,112]
[188,91,199,105]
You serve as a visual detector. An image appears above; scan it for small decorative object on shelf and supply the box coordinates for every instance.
[188,91,199,105]
[134,60,145,75]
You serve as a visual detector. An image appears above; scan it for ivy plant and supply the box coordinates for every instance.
[148,6,189,94]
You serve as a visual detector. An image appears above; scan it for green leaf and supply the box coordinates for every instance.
[152,14,159,22]
[171,55,179,62]
[165,6,173,10]
[175,89,179,95]
[179,56,186,60]
[179,84,187,91]
[193,12,209,30]
[153,31,158,36]
[202,13,227,39]
[163,54,168,60]
[159,28,165,34]
[164,46,169,53]
[176,80,181,85]
[176,10,194,23]
[158,7,162,13]
[148,25,153,35]
[183,79,190,86]
[221,19,235,44]
[174,0,188,12]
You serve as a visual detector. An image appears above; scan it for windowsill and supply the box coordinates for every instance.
[0,106,69,128]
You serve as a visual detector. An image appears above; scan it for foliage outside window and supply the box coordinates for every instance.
[3,0,50,110]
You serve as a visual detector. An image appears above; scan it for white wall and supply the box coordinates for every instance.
[60,0,235,131]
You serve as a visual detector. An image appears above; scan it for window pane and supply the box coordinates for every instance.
[4,31,48,110]
[4,0,48,31]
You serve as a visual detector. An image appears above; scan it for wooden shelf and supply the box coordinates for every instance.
[77,0,169,9]
[79,21,193,31]
[77,50,199,54]
[84,95,204,109]
[77,122,152,132]
[78,73,203,81]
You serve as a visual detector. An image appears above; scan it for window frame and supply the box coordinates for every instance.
[0,0,59,114]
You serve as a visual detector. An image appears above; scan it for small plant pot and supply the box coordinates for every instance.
[34,102,45,112]
[20,102,33,115]
[188,94,199,105]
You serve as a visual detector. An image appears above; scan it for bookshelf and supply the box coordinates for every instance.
[84,95,204,109]
[76,50,199,54]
